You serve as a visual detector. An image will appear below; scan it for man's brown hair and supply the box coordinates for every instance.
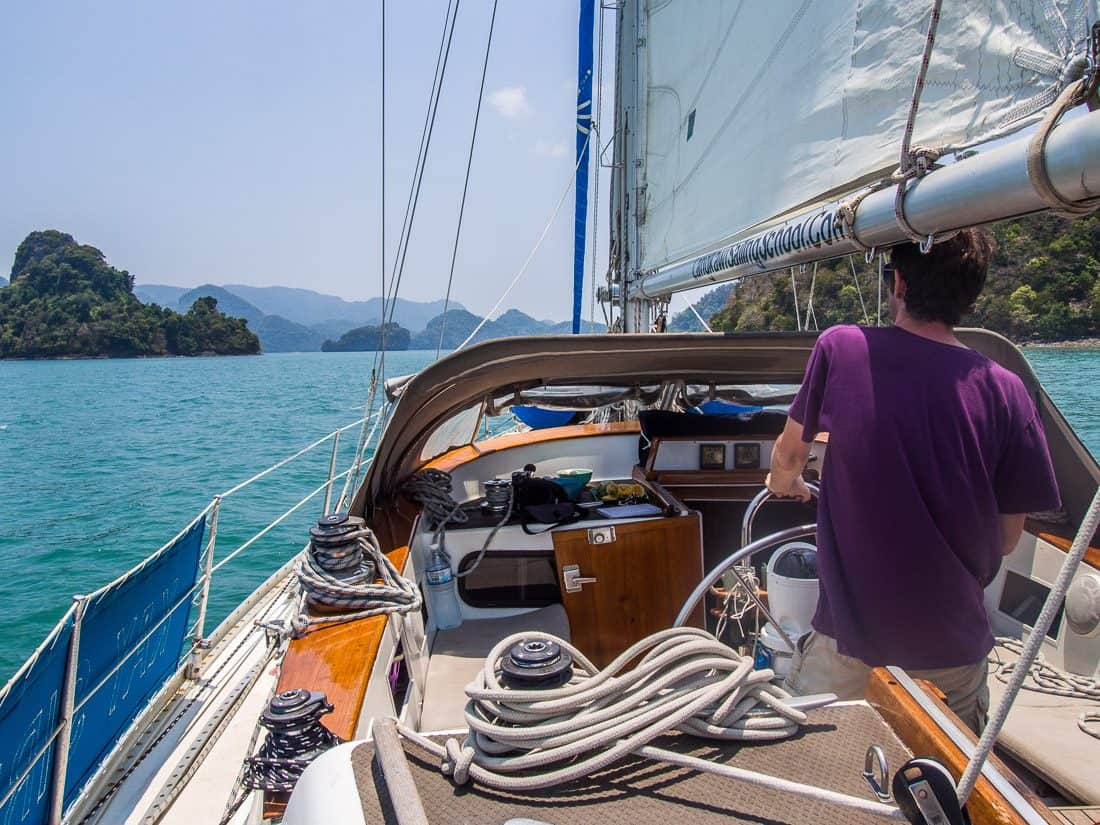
[889,228,994,326]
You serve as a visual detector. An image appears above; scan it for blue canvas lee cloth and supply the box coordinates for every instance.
[63,517,205,806]
[0,614,74,825]
[789,325,1060,669]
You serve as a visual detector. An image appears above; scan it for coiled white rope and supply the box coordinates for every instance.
[292,524,420,635]
[396,628,904,819]
[401,628,803,789]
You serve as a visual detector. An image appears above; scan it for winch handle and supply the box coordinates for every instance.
[741,483,820,548]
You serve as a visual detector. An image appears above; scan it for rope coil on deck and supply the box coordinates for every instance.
[396,629,906,819]
[400,628,809,790]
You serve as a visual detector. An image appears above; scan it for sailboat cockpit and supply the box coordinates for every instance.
[261,331,1100,824]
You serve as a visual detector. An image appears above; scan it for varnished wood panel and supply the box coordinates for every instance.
[274,545,410,740]
[424,421,641,474]
[866,668,1059,825]
[1036,532,1100,572]
[265,545,410,818]
[552,514,704,668]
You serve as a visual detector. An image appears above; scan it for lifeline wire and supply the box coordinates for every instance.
[396,628,903,820]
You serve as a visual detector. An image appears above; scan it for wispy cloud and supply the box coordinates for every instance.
[534,139,570,158]
[489,86,531,119]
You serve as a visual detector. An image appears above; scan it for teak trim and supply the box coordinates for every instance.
[263,544,411,819]
[866,668,1058,825]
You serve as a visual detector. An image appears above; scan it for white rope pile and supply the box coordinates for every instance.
[400,628,808,791]
[989,636,1100,740]
[292,524,420,635]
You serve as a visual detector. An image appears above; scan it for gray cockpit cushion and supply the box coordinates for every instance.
[987,674,1100,805]
[419,604,571,732]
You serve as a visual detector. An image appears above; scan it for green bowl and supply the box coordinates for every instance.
[555,468,593,499]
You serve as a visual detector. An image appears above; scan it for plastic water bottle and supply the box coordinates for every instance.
[425,543,462,630]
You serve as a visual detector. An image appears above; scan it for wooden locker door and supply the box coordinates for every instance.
[551,513,704,668]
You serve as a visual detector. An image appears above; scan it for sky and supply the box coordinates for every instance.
[0,1,626,322]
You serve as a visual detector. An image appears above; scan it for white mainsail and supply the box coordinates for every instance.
[635,0,1097,274]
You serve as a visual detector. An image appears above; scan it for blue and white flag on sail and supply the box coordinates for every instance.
[572,0,595,334]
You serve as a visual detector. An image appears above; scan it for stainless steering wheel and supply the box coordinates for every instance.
[677,483,820,654]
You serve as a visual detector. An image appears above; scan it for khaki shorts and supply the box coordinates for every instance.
[784,631,990,733]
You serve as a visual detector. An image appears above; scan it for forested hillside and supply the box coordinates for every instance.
[710,213,1100,341]
[0,231,259,358]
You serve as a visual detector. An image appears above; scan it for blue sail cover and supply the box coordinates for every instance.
[0,614,74,825]
[571,0,595,334]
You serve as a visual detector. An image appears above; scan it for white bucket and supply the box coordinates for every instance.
[764,541,820,639]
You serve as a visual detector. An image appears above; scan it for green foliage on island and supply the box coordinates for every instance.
[669,284,735,331]
[321,322,410,352]
[709,213,1100,342]
[0,230,260,358]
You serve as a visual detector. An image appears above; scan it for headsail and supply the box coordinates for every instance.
[631,0,1098,275]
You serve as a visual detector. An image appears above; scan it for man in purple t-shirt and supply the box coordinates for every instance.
[766,228,1061,731]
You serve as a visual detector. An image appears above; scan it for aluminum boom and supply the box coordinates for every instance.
[629,109,1100,300]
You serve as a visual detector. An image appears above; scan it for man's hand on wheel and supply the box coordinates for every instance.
[765,472,813,503]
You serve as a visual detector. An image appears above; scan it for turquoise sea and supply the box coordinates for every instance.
[1,346,1098,681]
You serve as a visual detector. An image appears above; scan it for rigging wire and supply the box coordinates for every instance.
[847,255,870,324]
[804,262,819,331]
[789,267,802,331]
[352,0,389,505]
[378,0,460,376]
[877,254,884,326]
[437,0,500,358]
[688,300,714,333]
[456,132,592,351]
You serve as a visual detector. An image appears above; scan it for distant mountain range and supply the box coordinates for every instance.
[133,282,605,352]
[411,308,604,350]
[0,276,7,287]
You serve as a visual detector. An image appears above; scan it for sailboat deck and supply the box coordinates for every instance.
[352,703,911,824]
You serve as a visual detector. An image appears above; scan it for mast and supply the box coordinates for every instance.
[618,0,650,332]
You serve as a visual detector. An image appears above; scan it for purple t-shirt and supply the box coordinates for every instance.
[789,325,1061,669]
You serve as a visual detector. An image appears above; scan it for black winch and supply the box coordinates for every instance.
[308,512,374,580]
[499,639,574,689]
[242,689,342,794]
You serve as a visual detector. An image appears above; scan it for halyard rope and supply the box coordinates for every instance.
[401,468,511,578]
[396,628,904,819]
